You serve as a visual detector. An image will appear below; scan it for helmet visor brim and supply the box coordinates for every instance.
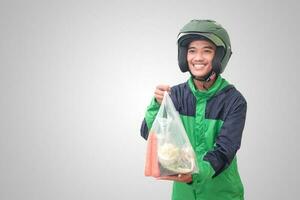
[178,32,225,48]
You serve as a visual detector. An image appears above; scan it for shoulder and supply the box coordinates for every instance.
[206,85,247,120]
[217,76,247,105]
[222,85,247,106]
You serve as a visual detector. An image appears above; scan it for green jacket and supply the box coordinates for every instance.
[141,76,247,200]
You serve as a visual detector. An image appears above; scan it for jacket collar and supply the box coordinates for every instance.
[187,75,229,99]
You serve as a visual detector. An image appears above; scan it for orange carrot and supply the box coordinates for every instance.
[144,132,153,176]
[151,132,160,177]
[144,132,160,177]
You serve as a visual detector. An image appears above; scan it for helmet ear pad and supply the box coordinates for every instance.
[178,35,225,74]
[211,47,225,74]
[178,45,189,72]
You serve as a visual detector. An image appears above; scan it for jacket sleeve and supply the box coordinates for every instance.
[140,98,160,140]
[204,98,247,177]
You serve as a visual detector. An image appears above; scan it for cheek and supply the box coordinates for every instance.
[187,55,193,63]
[205,55,214,64]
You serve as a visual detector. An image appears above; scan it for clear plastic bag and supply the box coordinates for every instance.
[145,92,198,178]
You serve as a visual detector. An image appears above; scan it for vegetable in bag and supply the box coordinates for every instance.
[144,92,198,177]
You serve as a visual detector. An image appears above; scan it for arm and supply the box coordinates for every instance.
[204,98,247,177]
[188,97,247,185]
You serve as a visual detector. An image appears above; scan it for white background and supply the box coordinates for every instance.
[0,0,299,199]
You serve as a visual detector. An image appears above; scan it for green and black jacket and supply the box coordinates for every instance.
[140,76,247,200]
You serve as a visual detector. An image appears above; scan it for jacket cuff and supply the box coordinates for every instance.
[199,160,215,180]
[191,160,215,185]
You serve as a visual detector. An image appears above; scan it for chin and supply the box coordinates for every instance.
[190,67,210,75]
[191,71,208,77]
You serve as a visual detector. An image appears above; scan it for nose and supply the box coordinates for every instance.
[194,52,204,61]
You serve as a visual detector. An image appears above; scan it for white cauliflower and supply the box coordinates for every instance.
[158,143,195,173]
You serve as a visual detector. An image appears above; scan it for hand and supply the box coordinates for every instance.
[156,174,192,183]
[154,85,171,104]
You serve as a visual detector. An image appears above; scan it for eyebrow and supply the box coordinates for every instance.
[188,46,214,50]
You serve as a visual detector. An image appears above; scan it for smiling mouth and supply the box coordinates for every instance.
[193,64,206,69]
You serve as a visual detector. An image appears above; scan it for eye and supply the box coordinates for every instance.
[188,49,196,54]
[204,49,213,54]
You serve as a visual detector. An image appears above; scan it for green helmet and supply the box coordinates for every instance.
[177,19,232,78]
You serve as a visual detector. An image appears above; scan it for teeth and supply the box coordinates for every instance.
[194,64,205,69]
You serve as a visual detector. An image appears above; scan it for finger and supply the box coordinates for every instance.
[154,94,163,101]
[154,89,165,97]
[156,85,171,92]
[154,89,165,103]
[158,174,192,182]
[156,176,177,181]
[178,174,193,183]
